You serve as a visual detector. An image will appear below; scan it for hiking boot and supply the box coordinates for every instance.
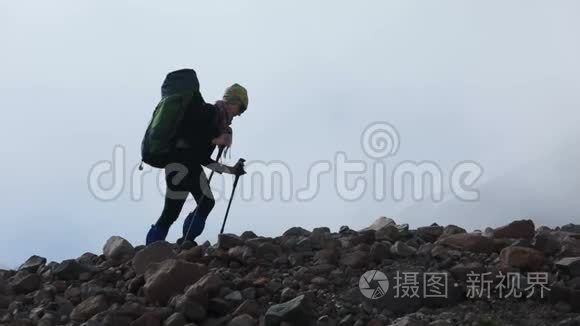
[146,224,169,245]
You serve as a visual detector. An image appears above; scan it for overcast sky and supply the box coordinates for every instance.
[1,1,579,268]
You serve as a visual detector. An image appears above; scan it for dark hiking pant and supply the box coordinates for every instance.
[155,162,215,239]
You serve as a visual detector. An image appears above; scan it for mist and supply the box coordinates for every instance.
[0,1,579,268]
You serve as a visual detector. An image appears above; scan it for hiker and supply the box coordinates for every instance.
[143,71,248,245]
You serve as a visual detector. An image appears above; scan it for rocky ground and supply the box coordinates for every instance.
[1,217,580,326]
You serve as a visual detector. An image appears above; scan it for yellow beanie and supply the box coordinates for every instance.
[223,83,249,112]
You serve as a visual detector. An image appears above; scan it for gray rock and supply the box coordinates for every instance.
[361,216,397,231]
[18,255,47,273]
[53,259,89,280]
[264,294,316,326]
[390,241,417,257]
[175,296,206,322]
[218,234,244,250]
[70,295,109,322]
[283,227,312,237]
[370,242,391,262]
[11,271,41,294]
[103,236,135,264]
[228,314,255,326]
[556,257,580,277]
[340,251,370,268]
[163,313,187,326]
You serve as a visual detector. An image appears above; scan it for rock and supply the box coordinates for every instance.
[175,296,206,322]
[131,313,162,326]
[561,224,580,234]
[435,233,496,254]
[228,314,255,326]
[533,231,561,256]
[264,294,316,326]
[417,224,444,243]
[283,227,312,237]
[500,246,546,270]
[340,251,370,268]
[144,259,208,304]
[133,241,176,275]
[240,230,258,240]
[492,219,535,240]
[218,234,244,250]
[295,238,312,252]
[390,241,417,257]
[185,272,224,300]
[375,225,401,242]
[164,313,187,326]
[53,259,90,281]
[339,226,351,234]
[10,271,41,294]
[18,255,46,273]
[391,317,428,326]
[103,236,135,264]
[228,246,253,264]
[232,300,263,318]
[225,291,243,302]
[370,242,391,262]
[442,225,466,236]
[361,216,396,231]
[556,257,580,277]
[70,294,109,322]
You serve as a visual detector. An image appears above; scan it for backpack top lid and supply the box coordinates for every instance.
[161,69,200,98]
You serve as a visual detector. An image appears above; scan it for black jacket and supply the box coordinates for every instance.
[174,95,222,166]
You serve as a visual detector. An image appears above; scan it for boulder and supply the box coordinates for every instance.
[132,241,176,275]
[53,259,89,280]
[390,241,417,257]
[218,233,244,250]
[556,257,580,277]
[18,255,46,273]
[70,294,109,322]
[500,246,546,270]
[144,259,208,304]
[435,233,495,254]
[492,219,535,240]
[264,294,316,326]
[103,236,135,264]
[361,216,397,231]
[10,271,41,294]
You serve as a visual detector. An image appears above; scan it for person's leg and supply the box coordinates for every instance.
[182,165,215,242]
[146,163,190,244]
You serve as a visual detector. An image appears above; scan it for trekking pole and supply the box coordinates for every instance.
[180,146,225,250]
[220,158,245,234]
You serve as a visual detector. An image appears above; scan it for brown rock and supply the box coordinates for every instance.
[144,259,208,304]
[500,246,545,271]
[492,219,535,240]
[133,241,176,275]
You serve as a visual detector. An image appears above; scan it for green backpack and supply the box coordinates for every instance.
[140,69,204,168]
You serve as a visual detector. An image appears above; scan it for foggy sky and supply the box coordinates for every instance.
[1,1,579,268]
